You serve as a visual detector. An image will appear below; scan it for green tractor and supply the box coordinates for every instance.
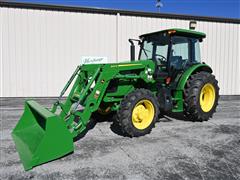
[12,28,219,170]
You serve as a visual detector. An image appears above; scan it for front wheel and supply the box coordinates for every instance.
[116,89,159,137]
[184,71,219,121]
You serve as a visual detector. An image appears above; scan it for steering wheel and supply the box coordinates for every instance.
[155,54,167,66]
[156,54,167,61]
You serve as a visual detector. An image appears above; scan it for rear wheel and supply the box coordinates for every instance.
[116,89,159,137]
[184,71,219,121]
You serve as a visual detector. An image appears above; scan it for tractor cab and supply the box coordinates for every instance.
[131,28,206,82]
[132,28,207,111]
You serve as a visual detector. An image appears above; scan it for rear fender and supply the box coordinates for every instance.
[172,64,212,113]
[176,64,212,91]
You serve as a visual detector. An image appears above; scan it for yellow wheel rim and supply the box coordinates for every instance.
[132,99,155,130]
[200,83,216,112]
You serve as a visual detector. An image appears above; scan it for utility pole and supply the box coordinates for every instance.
[156,0,163,13]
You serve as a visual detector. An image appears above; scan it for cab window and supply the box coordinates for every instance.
[170,36,190,70]
[193,39,201,63]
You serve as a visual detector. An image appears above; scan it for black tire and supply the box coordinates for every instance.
[116,88,160,137]
[184,71,219,121]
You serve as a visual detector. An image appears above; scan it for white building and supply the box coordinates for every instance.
[1,2,239,97]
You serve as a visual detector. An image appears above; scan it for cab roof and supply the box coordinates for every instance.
[139,28,206,39]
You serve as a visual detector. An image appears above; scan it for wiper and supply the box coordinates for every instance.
[142,48,149,59]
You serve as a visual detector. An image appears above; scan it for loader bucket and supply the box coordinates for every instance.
[12,100,74,170]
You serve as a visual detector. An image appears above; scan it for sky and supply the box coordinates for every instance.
[12,0,240,19]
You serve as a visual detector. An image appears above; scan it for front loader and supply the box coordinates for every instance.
[12,28,219,170]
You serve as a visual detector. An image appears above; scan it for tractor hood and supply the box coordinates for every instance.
[80,60,156,72]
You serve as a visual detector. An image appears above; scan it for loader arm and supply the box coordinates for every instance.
[12,60,156,170]
[50,60,156,138]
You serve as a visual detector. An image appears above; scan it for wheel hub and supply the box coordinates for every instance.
[200,83,216,112]
[132,100,154,130]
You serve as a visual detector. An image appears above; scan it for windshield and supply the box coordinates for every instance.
[139,34,170,65]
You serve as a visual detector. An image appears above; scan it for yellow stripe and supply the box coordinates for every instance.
[111,63,142,68]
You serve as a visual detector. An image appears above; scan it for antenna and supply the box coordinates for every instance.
[156,0,163,13]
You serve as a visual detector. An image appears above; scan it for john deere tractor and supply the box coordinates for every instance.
[12,28,219,170]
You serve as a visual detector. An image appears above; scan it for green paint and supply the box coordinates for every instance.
[170,64,212,112]
[12,60,156,170]
[12,28,214,170]
[140,28,206,39]
[176,64,212,90]
[12,101,73,170]
[172,90,184,112]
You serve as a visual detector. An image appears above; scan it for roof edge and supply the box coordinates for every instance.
[140,28,206,39]
[1,1,240,24]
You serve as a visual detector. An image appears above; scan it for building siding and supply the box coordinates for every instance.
[1,6,239,96]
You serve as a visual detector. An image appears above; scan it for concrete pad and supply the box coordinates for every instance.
[0,98,239,180]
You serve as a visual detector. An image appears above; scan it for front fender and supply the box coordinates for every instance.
[176,64,212,90]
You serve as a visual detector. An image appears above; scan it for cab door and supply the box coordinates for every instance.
[169,36,191,72]
[168,36,202,80]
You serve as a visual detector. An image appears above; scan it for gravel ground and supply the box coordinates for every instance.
[0,98,240,180]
